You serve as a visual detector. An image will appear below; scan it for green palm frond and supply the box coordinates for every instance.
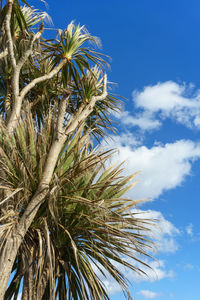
[21,5,52,28]
[0,113,154,300]
[46,22,107,88]
[0,2,156,299]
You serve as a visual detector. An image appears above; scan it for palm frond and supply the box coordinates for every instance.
[0,113,154,300]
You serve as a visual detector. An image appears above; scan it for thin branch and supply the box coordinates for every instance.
[6,59,67,133]
[4,0,16,69]
[65,74,107,135]
[6,25,44,129]
[17,24,44,71]
[0,188,23,206]
[39,74,108,186]
[94,74,107,101]
[7,26,44,125]
[19,59,67,101]
[0,74,108,296]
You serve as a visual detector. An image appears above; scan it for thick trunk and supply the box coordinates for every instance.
[0,188,48,300]
[0,138,63,299]
[0,230,21,300]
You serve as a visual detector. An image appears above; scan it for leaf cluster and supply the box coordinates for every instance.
[0,3,154,300]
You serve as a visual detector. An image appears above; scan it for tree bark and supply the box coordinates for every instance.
[0,229,21,300]
[0,75,107,299]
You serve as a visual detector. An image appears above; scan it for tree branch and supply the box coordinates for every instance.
[4,0,16,69]
[65,74,107,135]
[39,74,108,186]
[17,25,44,71]
[56,93,70,137]
[6,59,67,134]
[19,59,67,101]
[0,74,108,297]
[7,27,44,127]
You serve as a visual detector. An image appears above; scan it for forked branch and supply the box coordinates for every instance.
[7,59,67,134]
[65,74,107,135]
[17,24,44,71]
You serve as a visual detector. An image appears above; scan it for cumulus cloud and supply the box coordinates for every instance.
[91,210,177,295]
[134,81,194,111]
[100,81,200,297]
[127,259,175,283]
[92,258,174,296]
[118,81,200,131]
[137,289,162,299]
[106,136,200,200]
[133,209,180,253]
[120,111,161,131]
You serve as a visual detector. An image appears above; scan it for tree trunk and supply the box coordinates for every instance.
[0,230,21,300]
[0,72,107,299]
[0,188,48,300]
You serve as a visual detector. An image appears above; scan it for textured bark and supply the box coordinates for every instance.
[0,189,48,300]
[4,0,16,69]
[6,59,67,134]
[0,229,21,300]
[0,7,108,294]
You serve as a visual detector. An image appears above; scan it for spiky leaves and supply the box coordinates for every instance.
[0,5,116,137]
[1,114,153,300]
[0,2,155,300]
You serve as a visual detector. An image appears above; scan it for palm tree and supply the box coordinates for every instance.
[0,2,154,299]
[1,113,152,300]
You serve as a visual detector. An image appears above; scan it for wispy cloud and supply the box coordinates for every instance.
[186,223,193,236]
[128,259,175,283]
[137,289,162,299]
[184,263,194,270]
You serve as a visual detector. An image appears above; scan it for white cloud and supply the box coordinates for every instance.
[107,136,200,200]
[91,258,174,296]
[134,81,194,112]
[127,259,175,283]
[133,209,180,253]
[186,223,193,236]
[137,290,162,299]
[120,111,161,130]
[90,210,177,296]
[119,81,200,130]
[106,131,142,148]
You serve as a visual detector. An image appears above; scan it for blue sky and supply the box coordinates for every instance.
[35,1,200,299]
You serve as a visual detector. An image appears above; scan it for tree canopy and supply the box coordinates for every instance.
[0,1,153,300]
